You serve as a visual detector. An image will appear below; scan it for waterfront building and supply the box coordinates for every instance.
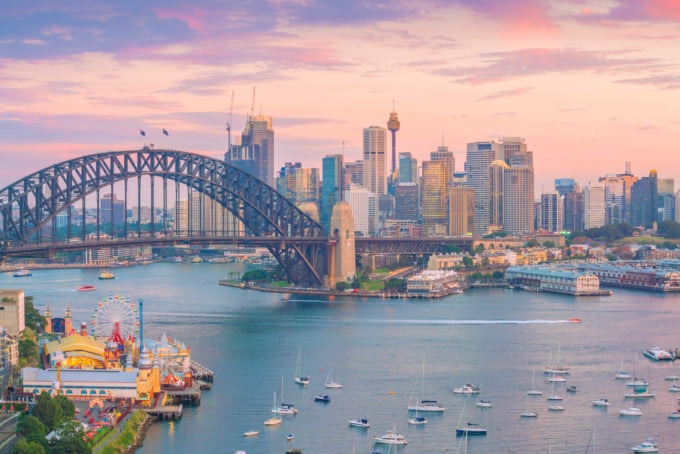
[394,183,419,221]
[540,191,563,233]
[630,170,658,228]
[583,183,606,229]
[421,160,448,236]
[504,266,602,296]
[465,140,503,234]
[576,262,680,292]
[321,154,344,234]
[344,184,377,237]
[362,126,387,197]
[449,186,475,236]
[398,152,418,184]
[0,289,24,336]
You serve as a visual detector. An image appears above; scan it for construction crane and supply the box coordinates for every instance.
[226,91,234,153]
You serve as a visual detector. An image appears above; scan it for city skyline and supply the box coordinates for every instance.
[1,1,680,193]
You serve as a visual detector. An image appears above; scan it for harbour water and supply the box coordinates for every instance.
[3,262,680,453]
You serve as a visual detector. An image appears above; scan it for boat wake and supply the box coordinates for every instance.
[363,319,575,325]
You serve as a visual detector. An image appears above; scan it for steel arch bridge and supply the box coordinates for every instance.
[0,148,328,286]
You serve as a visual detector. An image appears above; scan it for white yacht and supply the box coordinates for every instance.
[452,383,480,394]
[348,418,370,428]
[619,407,642,416]
[592,398,610,407]
[631,438,659,453]
[373,429,408,445]
[407,399,445,412]
[643,347,674,361]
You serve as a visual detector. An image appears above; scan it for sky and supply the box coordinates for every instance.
[2,0,680,196]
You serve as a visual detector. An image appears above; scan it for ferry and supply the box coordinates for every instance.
[98,271,115,280]
[13,269,32,277]
[643,347,674,361]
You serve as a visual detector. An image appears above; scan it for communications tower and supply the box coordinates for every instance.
[387,103,400,176]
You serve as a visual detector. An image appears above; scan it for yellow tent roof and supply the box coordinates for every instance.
[43,335,106,358]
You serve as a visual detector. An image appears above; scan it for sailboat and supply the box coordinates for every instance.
[407,361,445,412]
[455,396,486,436]
[527,368,543,396]
[521,395,538,418]
[264,392,283,426]
[294,346,310,386]
[546,378,563,402]
[324,368,343,389]
[273,376,298,415]
[408,395,428,425]
[544,343,570,375]
[615,357,631,379]
[625,356,655,399]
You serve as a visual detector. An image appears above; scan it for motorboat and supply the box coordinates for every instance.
[619,407,642,416]
[631,438,659,453]
[98,270,115,280]
[455,422,487,437]
[566,385,578,393]
[452,383,480,394]
[348,418,370,428]
[272,403,298,415]
[285,449,302,454]
[264,416,282,426]
[668,411,680,419]
[243,430,259,437]
[669,384,680,393]
[643,347,674,361]
[286,434,295,441]
[373,429,408,445]
[77,285,96,292]
[476,400,492,408]
[13,269,32,277]
[548,405,565,411]
[294,376,310,386]
[313,394,331,402]
[547,375,566,383]
[324,380,343,389]
[520,411,538,418]
[592,398,610,407]
[407,399,445,412]
[665,375,679,381]
[408,416,427,425]
[616,370,632,379]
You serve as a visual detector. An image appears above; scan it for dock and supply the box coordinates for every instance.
[191,360,214,383]
[144,393,184,420]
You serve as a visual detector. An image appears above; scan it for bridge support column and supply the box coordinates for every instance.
[329,202,356,288]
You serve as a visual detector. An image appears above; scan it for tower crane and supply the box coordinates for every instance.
[226,91,234,153]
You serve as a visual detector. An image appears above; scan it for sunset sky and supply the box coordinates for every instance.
[2,0,680,195]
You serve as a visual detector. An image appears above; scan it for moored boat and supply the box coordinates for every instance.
[264,416,282,426]
[643,347,674,361]
[348,418,370,428]
[98,270,115,280]
[455,422,487,436]
[452,382,480,394]
[619,407,642,416]
[476,400,492,408]
[631,438,659,453]
[373,429,408,445]
[592,398,609,407]
[313,394,331,402]
[243,430,259,437]
[407,399,445,412]
[408,416,427,425]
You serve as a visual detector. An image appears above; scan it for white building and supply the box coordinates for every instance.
[362,126,387,197]
[344,184,377,237]
[583,183,606,229]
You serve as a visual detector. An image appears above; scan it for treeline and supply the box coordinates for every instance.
[574,221,680,242]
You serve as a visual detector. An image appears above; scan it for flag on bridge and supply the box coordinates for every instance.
[162,128,169,136]
[140,129,146,137]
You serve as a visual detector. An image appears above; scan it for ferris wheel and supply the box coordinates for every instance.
[90,295,140,343]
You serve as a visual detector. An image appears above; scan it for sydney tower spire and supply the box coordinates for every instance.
[387,103,400,176]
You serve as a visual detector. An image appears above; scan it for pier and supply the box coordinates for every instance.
[191,360,214,383]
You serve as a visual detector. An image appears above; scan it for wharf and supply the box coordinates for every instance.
[191,360,214,382]
[164,382,202,406]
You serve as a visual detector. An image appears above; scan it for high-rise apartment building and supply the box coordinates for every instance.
[362,126,387,197]
[449,187,475,236]
[344,184,377,237]
[344,161,363,190]
[488,160,508,230]
[100,193,125,226]
[394,183,419,221]
[465,140,503,234]
[321,154,344,234]
[540,191,563,233]
[583,183,606,229]
[564,188,584,233]
[630,170,658,228]
[503,151,535,235]
[421,160,448,236]
[398,152,418,184]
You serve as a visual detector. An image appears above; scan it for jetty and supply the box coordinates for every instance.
[191,360,214,383]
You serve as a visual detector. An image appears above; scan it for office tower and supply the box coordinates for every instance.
[344,184,377,237]
[430,145,455,189]
[227,114,275,186]
[540,191,563,232]
[387,109,400,176]
[421,160,448,236]
[449,187,475,236]
[503,152,535,235]
[276,162,302,202]
[362,126,387,197]
[488,160,508,230]
[344,161,363,190]
[583,183,606,229]
[564,187,584,233]
[630,170,658,228]
[398,152,418,184]
[394,183,419,220]
[675,191,680,223]
[465,140,503,234]
[599,174,626,224]
[501,137,527,164]
[100,193,125,226]
[321,154,344,234]
[555,178,577,197]
[295,167,320,204]
[657,178,675,222]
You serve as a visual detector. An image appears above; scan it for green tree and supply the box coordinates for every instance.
[12,439,46,454]
[462,256,473,269]
[24,296,47,333]
[47,420,91,454]
[17,415,47,438]
[32,392,62,432]
[52,395,75,420]
[335,281,349,292]
[18,329,40,367]
[492,270,504,280]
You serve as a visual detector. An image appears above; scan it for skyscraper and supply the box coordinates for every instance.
[488,160,508,230]
[398,152,418,184]
[465,140,503,234]
[421,160,448,236]
[503,154,535,235]
[449,187,475,236]
[362,126,387,197]
[321,154,344,234]
[630,170,658,228]
[430,145,455,189]
[229,114,275,186]
[583,183,606,229]
[540,191,563,233]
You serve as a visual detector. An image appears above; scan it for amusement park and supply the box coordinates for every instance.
[10,294,211,451]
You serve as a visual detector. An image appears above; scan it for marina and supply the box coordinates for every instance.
[4,263,680,453]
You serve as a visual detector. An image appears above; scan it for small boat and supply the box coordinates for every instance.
[373,429,408,445]
[616,370,632,379]
[566,385,578,393]
[408,416,427,425]
[77,285,96,292]
[665,375,679,381]
[568,317,581,323]
[294,346,310,386]
[286,434,295,441]
[625,390,655,399]
[668,410,680,419]
[243,430,259,437]
[669,384,680,393]
[643,347,674,361]
[285,449,303,454]
[348,418,370,428]
[407,399,445,412]
[264,416,282,426]
[631,438,659,453]
[547,394,563,401]
[98,270,115,280]
[13,269,32,277]
[619,407,642,416]
[592,398,609,407]
[324,369,343,389]
[313,394,331,402]
[547,375,566,383]
[455,422,487,437]
[190,256,202,263]
[521,411,538,418]
[548,405,565,411]
[476,400,492,408]
[452,383,480,394]
[627,379,649,387]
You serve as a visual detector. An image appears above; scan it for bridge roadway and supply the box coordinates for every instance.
[0,235,474,258]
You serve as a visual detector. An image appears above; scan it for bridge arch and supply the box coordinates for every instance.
[0,148,326,286]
